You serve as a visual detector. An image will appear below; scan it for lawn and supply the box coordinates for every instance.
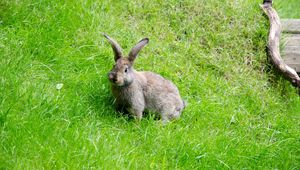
[276,0,300,18]
[0,0,299,169]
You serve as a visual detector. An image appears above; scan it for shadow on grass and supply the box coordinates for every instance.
[87,82,161,122]
[86,81,137,122]
[263,56,298,96]
[0,1,9,24]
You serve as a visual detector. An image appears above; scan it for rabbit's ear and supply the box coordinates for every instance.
[103,33,123,61]
[128,38,149,62]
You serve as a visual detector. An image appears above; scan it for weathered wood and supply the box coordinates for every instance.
[260,0,300,87]
[281,19,300,34]
[282,48,300,72]
[283,46,300,53]
[281,32,300,73]
[283,64,300,73]
[282,34,300,47]
[282,51,300,63]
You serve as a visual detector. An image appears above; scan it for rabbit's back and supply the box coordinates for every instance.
[140,71,183,113]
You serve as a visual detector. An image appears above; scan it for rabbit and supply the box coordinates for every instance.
[104,34,185,123]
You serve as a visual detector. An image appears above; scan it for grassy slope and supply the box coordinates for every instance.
[0,0,299,169]
[276,0,300,18]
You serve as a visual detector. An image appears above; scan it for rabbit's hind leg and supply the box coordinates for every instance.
[168,110,181,120]
[161,107,181,124]
[128,107,143,120]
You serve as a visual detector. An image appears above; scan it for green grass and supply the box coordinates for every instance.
[0,0,299,169]
[276,0,300,18]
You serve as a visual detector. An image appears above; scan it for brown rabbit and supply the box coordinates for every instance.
[104,34,185,123]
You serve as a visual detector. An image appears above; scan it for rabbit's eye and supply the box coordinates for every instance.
[125,68,128,73]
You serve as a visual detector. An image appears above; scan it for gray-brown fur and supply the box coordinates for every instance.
[104,34,185,123]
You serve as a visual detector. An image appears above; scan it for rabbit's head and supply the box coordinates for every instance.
[104,34,149,87]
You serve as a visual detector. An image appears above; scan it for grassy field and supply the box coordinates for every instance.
[276,0,300,18]
[0,0,299,169]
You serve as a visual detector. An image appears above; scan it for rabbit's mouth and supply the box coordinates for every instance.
[110,79,133,87]
[109,78,126,87]
[114,81,125,86]
[108,73,122,85]
[108,73,133,87]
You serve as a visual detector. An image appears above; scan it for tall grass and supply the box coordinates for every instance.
[0,0,299,169]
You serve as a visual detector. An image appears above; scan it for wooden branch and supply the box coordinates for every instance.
[260,0,300,88]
